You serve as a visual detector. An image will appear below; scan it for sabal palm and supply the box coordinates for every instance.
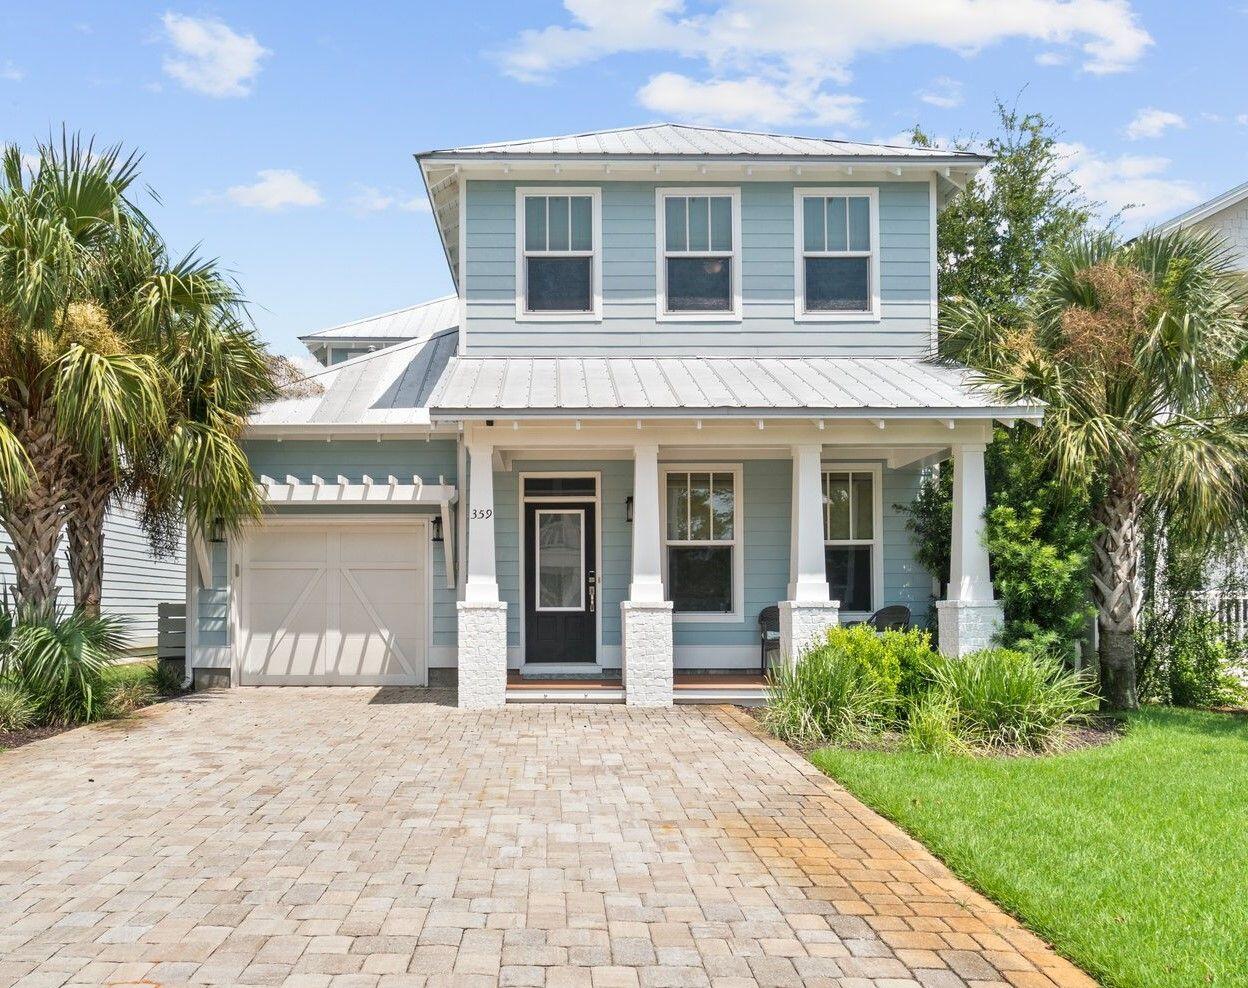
[0,135,274,612]
[943,229,1248,708]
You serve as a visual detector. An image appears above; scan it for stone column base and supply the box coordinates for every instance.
[935,599,1004,657]
[778,600,840,665]
[621,600,674,707]
[456,600,508,709]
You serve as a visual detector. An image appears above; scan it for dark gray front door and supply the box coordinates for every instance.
[524,501,596,663]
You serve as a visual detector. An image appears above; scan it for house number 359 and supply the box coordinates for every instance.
[471,508,493,519]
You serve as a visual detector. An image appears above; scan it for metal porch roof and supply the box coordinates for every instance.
[427,355,1039,419]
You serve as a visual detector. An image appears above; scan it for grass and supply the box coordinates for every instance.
[810,708,1248,988]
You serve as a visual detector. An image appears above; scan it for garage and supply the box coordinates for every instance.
[237,520,429,686]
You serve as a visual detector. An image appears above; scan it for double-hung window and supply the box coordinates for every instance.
[657,189,740,319]
[516,188,601,319]
[823,468,880,614]
[795,189,879,319]
[663,467,741,616]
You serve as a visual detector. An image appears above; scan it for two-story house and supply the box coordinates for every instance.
[182,124,1039,708]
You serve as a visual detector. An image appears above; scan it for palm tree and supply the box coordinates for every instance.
[943,229,1248,708]
[0,134,275,613]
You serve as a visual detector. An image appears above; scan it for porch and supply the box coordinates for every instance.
[505,671,769,704]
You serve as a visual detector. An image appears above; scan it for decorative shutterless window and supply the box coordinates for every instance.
[657,189,740,318]
[823,469,878,613]
[516,189,601,318]
[663,468,740,615]
[795,189,879,319]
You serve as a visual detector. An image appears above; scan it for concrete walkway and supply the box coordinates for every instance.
[0,689,1094,987]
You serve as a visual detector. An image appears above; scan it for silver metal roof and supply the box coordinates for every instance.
[428,355,1039,419]
[1154,179,1248,235]
[419,123,984,162]
[250,329,457,429]
[300,295,459,343]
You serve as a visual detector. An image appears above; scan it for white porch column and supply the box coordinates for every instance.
[779,444,839,664]
[621,443,673,706]
[936,442,1003,656]
[457,440,507,708]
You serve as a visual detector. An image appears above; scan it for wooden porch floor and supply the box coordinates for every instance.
[505,672,768,704]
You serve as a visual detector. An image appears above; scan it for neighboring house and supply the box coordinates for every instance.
[183,123,1039,707]
[1154,179,1248,270]
[0,504,184,652]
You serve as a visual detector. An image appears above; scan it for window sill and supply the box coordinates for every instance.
[656,310,743,323]
[794,310,881,323]
[515,311,603,323]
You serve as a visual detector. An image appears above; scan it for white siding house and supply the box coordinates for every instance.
[1155,179,1248,271]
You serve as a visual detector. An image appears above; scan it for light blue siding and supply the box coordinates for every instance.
[463,179,933,355]
[196,541,229,647]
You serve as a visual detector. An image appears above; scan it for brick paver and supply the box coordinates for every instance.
[0,689,1096,987]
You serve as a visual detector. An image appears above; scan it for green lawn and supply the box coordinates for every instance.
[810,708,1248,988]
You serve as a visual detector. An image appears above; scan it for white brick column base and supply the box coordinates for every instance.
[456,601,508,709]
[935,599,1004,657]
[778,600,840,665]
[621,600,674,707]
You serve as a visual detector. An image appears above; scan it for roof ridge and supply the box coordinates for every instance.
[299,294,458,340]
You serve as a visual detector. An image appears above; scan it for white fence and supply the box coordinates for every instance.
[1189,590,1248,642]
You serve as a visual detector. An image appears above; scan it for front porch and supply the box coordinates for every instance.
[453,414,1013,709]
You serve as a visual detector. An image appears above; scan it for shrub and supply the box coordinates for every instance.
[146,659,184,696]
[104,677,156,715]
[922,647,1097,751]
[1137,604,1246,708]
[0,684,36,731]
[905,690,966,755]
[0,604,128,724]
[763,638,892,747]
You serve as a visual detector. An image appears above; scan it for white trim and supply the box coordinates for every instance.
[792,187,881,323]
[458,178,468,353]
[514,186,603,322]
[533,508,587,612]
[928,174,939,352]
[231,515,433,687]
[518,471,603,666]
[821,461,884,614]
[655,187,743,322]
[256,477,457,505]
[660,463,745,623]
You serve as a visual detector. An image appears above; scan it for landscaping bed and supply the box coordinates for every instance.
[811,707,1248,988]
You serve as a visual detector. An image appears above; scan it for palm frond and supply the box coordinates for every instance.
[49,347,166,469]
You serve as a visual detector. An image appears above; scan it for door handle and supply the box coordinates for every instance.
[588,583,596,612]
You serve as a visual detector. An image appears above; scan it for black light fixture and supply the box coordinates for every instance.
[430,514,444,542]
[625,495,634,524]
[209,517,225,543]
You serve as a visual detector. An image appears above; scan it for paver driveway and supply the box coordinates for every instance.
[0,689,1094,988]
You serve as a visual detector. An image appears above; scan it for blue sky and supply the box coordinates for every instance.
[3,1,1246,360]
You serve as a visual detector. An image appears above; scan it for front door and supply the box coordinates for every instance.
[524,501,596,663]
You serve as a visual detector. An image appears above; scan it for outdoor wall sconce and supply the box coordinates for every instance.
[431,514,444,542]
[625,496,634,524]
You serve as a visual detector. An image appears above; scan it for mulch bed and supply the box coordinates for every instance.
[0,724,68,751]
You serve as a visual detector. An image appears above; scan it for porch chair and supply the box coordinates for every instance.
[862,604,912,632]
[758,605,780,675]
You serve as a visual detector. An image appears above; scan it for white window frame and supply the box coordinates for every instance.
[515,187,603,322]
[533,508,586,613]
[655,187,742,322]
[794,187,881,322]
[821,462,884,619]
[660,463,744,622]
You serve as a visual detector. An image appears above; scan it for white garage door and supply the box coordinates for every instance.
[239,522,428,685]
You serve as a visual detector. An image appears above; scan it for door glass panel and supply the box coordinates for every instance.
[537,511,583,610]
[825,473,850,539]
[852,473,874,539]
[687,472,711,540]
[666,473,689,540]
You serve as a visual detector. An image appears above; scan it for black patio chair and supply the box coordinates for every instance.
[863,604,912,632]
[758,605,780,675]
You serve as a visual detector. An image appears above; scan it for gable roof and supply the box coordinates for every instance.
[418,123,984,163]
[1154,179,1248,234]
[300,294,458,344]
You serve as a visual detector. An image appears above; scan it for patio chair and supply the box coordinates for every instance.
[758,605,780,675]
[862,604,912,632]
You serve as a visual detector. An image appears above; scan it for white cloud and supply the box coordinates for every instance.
[498,0,1151,127]
[1,61,25,82]
[160,13,269,97]
[348,185,432,214]
[637,73,861,127]
[202,170,323,211]
[1237,113,1248,126]
[917,76,963,109]
[1124,107,1185,140]
[1035,51,1068,66]
[1058,142,1199,228]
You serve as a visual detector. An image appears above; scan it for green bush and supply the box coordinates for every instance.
[920,647,1097,751]
[1137,604,1246,708]
[905,690,966,755]
[763,638,891,747]
[0,604,128,724]
[0,684,37,731]
[104,677,156,715]
[146,659,184,696]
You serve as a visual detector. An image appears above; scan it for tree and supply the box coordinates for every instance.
[943,229,1248,708]
[0,135,275,613]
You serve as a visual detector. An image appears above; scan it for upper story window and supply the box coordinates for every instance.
[515,188,602,321]
[795,188,880,321]
[656,188,741,321]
